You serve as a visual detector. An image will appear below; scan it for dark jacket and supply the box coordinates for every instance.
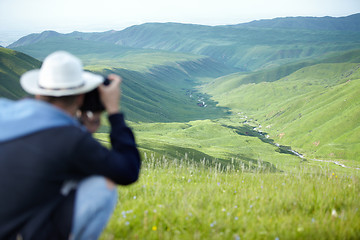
[0,98,141,239]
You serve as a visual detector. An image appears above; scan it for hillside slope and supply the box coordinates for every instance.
[0,47,41,99]
[203,50,360,161]
[96,62,230,123]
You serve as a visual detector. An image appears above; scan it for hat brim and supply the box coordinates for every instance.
[20,70,104,97]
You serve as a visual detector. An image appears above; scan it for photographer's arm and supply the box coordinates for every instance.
[73,74,141,185]
[73,115,141,185]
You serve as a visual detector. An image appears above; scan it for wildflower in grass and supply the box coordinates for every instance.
[125,221,130,226]
[152,226,157,231]
[210,221,217,227]
[331,209,338,219]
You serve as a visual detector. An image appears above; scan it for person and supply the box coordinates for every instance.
[0,51,141,240]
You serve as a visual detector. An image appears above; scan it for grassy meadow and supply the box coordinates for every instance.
[100,153,360,240]
[96,111,360,239]
[202,61,360,163]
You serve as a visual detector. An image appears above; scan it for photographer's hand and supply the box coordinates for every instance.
[98,74,122,115]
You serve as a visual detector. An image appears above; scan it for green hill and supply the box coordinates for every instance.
[202,49,360,162]
[0,47,41,99]
[95,63,230,123]
[77,23,360,71]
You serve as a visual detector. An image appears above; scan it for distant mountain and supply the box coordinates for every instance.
[0,47,41,99]
[9,14,360,71]
[8,31,62,48]
[235,13,360,31]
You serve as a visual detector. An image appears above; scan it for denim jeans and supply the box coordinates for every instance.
[70,176,118,240]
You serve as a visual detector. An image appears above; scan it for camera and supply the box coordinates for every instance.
[80,77,110,112]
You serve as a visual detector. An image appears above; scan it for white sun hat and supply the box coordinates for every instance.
[20,51,103,97]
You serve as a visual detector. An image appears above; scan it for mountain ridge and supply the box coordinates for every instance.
[7,13,360,49]
[234,13,360,31]
[8,15,360,72]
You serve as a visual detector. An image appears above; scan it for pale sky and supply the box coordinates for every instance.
[1,0,360,46]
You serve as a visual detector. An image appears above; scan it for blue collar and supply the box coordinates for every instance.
[0,98,82,142]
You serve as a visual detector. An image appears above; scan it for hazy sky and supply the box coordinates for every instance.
[1,0,360,45]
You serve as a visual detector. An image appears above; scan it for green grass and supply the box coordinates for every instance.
[100,154,360,240]
[96,66,229,123]
[95,110,359,175]
[202,61,360,162]
[0,47,41,99]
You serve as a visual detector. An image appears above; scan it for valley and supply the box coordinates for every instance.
[1,14,360,173]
